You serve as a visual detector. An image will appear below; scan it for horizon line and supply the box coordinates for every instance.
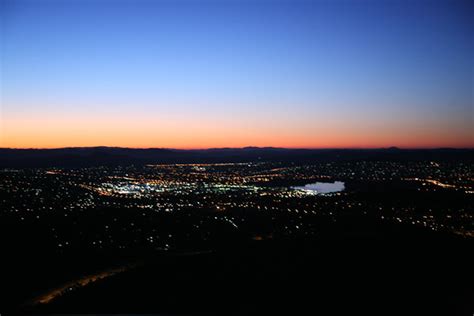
[1,145,473,151]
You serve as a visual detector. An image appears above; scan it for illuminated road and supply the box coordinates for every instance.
[27,250,213,307]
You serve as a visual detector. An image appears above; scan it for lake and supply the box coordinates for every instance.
[292,181,345,194]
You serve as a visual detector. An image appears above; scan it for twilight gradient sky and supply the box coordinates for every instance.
[1,0,473,149]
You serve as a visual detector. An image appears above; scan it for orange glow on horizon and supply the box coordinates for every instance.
[1,112,473,149]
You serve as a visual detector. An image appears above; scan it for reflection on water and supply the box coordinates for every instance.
[292,181,345,194]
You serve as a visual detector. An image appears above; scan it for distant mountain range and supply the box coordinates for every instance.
[0,147,472,168]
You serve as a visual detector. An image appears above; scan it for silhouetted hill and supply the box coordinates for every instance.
[17,218,474,315]
[0,147,472,167]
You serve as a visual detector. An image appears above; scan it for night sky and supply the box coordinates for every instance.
[1,0,473,148]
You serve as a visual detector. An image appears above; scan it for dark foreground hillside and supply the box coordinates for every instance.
[7,217,473,316]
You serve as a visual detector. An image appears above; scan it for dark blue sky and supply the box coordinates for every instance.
[1,0,473,148]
